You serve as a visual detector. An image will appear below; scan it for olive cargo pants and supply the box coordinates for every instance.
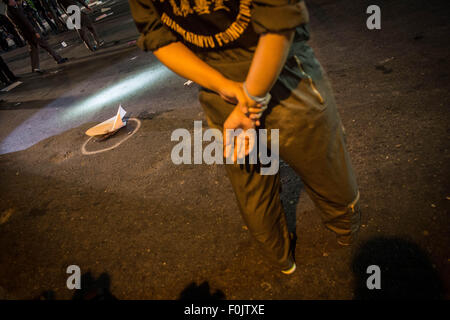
[198,42,361,270]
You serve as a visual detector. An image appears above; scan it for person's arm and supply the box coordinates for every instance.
[153,42,247,105]
[128,0,248,108]
[242,0,309,106]
[244,30,294,98]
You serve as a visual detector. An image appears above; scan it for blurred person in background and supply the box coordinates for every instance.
[3,0,68,73]
[32,0,59,34]
[0,13,26,47]
[21,0,49,37]
[57,0,104,51]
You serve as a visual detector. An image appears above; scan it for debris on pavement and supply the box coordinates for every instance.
[1,81,22,92]
[96,12,114,21]
[85,105,127,137]
[375,57,395,74]
[0,208,14,225]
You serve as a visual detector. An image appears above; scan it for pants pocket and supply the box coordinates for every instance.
[293,55,325,105]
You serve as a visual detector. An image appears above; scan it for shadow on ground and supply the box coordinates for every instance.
[352,237,444,299]
[38,272,117,300]
[178,281,226,300]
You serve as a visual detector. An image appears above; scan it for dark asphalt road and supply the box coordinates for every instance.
[0,0,448,300]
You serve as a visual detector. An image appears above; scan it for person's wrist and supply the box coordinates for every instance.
[213,76,233,95]
[243,82,271,106]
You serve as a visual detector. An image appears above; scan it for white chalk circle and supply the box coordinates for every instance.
[81,118,141,155]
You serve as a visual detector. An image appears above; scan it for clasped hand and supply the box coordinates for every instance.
[219,80,269,160]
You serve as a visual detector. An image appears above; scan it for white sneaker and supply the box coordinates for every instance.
[281,262,296,275]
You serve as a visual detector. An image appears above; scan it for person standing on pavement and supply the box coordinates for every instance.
[3,0,68,73]
[56,0,104,51]
[129,0,361,275]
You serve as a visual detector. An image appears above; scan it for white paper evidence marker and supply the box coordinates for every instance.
[85,105,127,137]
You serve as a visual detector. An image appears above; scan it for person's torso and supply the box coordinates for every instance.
[6,5,36,39]
[150,0,311,81]
[152,0,259,52]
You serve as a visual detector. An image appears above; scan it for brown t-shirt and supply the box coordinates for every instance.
[128,0,310,54]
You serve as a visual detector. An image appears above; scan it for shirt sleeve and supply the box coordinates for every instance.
[128,0,178,52]
[251,0,310,34]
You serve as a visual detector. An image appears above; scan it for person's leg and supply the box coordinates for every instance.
[29,41,40,71]
[77,27,95,51]
[0,56,17,82]
[34,13,48,36]
[48,7,66,32]
[36,36,63,62]
[198,90,294,272]
[226,162,294,270]
[26,12,44,35]
[0,36,9,51]
[39,10,58,33]
[9,29,25,47]
[46,16,58,33]
[81,12,102,45]
[264,43,361,245]
[2,16,25,46]
[0,71,9,84]
[0,57,10,84]
[41,2,60,32]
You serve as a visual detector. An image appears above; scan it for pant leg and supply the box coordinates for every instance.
[77,26,94,51]
[39,10,58,32]
[28,41,40,70]
[226,163,293,269]
[10,30,25,47]
[34,13,48,34]
[3,18,25,46]
[26,12,44,34]
[199,90,293,270]
[0,37,9,51]
[0,71,10,84]
[0,67,9,84]
[81,12,100,43]
[45,15,58,33]
[264,43,361,240]
[48,7,66,32]
[36,36,61,62]
[0,56,16,81]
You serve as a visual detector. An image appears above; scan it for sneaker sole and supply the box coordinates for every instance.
[281,262,296,275]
